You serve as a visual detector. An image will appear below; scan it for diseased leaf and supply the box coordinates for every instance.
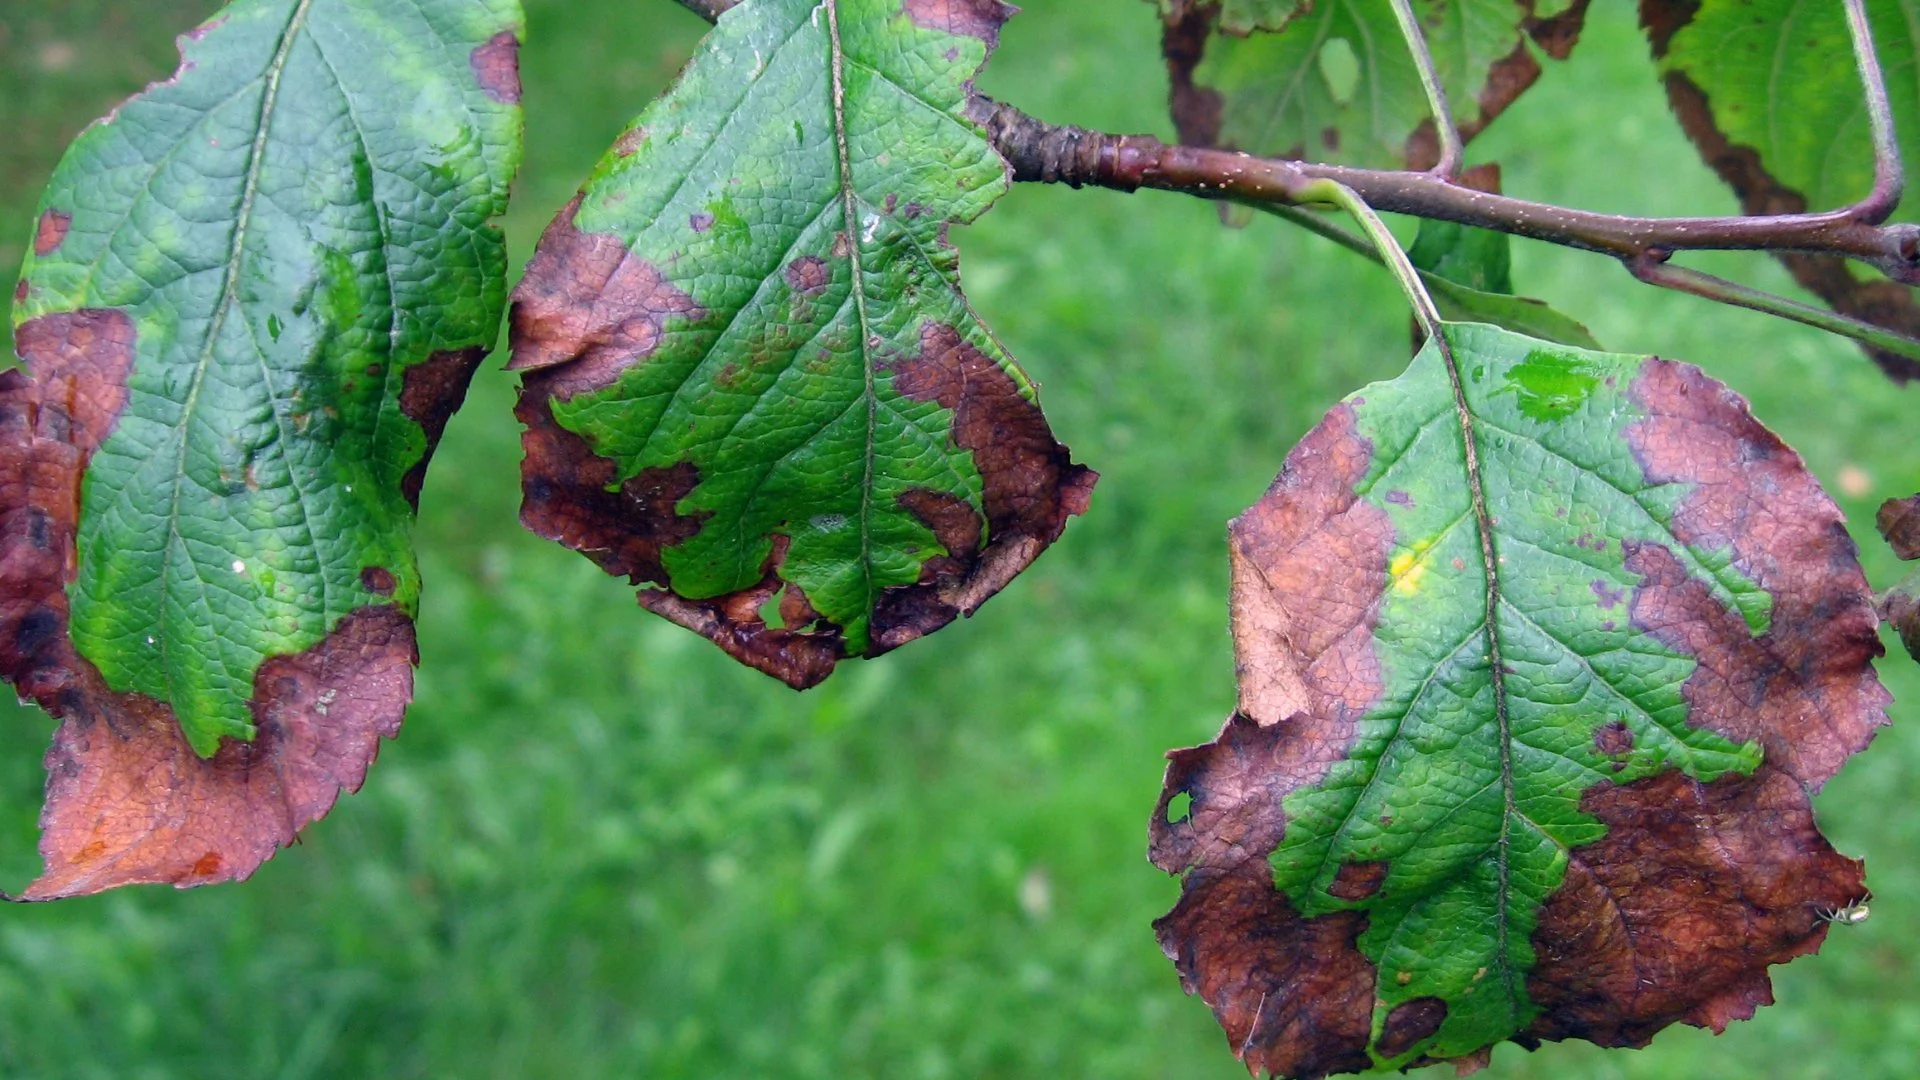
[2,0,522,896]
[1164,0,1590,168]
[1151,323,1886,1074]
[1878,494,1920,660]
[1412,217,1601,348]
[1643,0,1920,380]
[511,0,1094,688]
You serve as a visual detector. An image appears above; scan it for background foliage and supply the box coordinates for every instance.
[0,1,1914,1077]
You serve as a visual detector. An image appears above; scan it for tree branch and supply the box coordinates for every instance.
[967,97,1920,284]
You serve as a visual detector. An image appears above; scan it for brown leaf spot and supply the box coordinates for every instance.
[902,0,1013,43]
[1592,720,1633,756]
[1385,489,1413,507]
[689,212,715,233]
[1379,998,1448,1059]
[1877,495,1920,560]
[22,606,415,899]
[1226,402,1392,724]
[507,197,706,395]
[360,566,397,596]
[898,488,982,562]
[613,127,648,157]
[13,279,28,305]
[1624,359,1888,789]
[1163,2,1224,149]
[33,211,71,257]
[880,323,1096,649]
[784,255,831,295]
[1326,859,1387,901]
[398,346,486,511]
[1150,713,1377,1080]
[470,30,522,104]
[1524,766,1865,1047]
[1590,579,1623,609]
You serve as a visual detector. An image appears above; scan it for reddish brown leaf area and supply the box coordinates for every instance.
[1878,495,1920,560]
[1625,359,1889,789]
[1224,402,1392,725]
[1149,404,1391,1078]
[470,30,522,104]
[1151,716,1377,1080]
[398,346,486,510]
[1641,0,1920,382]
[25,607,413,899]
[1523,765,1865,1048]
[33,210,71,256]
[901,0,1013,43]
[1406,1,1593,170]
[883,323,1096,648]
[1,311,416,899]
[506,197,706,397]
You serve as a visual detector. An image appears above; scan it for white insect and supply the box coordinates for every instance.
[1817,896,1872,925]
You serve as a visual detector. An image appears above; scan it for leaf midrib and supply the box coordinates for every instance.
[158,0,318,746]
[823,0,881,640]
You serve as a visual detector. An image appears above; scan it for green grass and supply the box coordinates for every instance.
[1,2,1916,1077]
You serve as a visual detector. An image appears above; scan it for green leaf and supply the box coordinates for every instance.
[1151,324,1886,1073]
[511,0,1093,688]
[1412,220,1601,348]
[1165,0,1590,167]
[1645,0,1920,379]
[1656,0,1917,221]
[2,0,522,895]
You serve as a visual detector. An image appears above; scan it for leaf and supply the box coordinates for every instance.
[1150,324,1887,1074]
[1877,495,1920,660]
[1164,0,1591,168]
[1159,0,1313,36]
[510,0,1094,688]
[1643,0,1920,381]
[1,0,522,897]
[1412,218,1601,349]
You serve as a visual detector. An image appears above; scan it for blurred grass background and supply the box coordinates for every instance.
[1,1,1916,1077]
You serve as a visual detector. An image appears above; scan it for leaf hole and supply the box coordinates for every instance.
[1166,790,1193,824]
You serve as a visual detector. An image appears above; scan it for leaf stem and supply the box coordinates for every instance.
[1626,254,1920,362]
[1386,0,1462,178]
[1292,181,1443,341]
[1842,0,1904,224]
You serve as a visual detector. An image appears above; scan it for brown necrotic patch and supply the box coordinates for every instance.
[878,322,1095,650]
[1226,401,1393,725]
[397,346,486,510]
[1378,998,1448,1059]
[1523,765,1865,1049]
[2,311,415,899]
[1148,405,1391,1072]
[784,255,831,295]
[506,196,706,395]
[33,210,71,256]
[1150,714,1378,1080]
[470,30,522,103]
[1624,359,1887,789]
[1878,495,1920,561]
[902,0,1014,43]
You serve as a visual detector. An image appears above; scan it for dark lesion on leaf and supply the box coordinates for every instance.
[901,0,1015,44]
[1378,997,1448,1059]
[1877,495,1920,561]
[507,196,706,396]
[397,346,487,510]
[2,311,415,899]
[32,210,71,257]
[470,30,522,104]
[1524,766,1867,1048]
[1624,359,1888,790]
